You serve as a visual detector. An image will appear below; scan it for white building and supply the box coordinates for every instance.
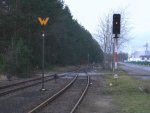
[128,51,150,61]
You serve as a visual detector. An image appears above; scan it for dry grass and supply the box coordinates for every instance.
[104,73,150,113]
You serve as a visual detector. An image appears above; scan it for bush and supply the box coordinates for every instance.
[143,84,150,93]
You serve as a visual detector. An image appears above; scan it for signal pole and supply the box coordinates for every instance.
[41,31,45,91]
[114,34,119,84]
[88,53,89,65]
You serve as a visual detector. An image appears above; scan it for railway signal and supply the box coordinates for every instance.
[113,14,121,35]
[112,14,121,85]
[37,17,49,91]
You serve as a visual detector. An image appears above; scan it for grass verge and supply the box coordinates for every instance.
[104,72,150,113]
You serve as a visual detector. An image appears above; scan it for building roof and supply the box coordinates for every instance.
[140,55,150,57]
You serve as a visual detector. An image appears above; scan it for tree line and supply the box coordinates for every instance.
[0,0,103,77]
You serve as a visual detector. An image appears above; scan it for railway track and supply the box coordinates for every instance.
[0,76,75,113]
[0,76,43,90]
[0,74,65,96]
[27,73,90,113]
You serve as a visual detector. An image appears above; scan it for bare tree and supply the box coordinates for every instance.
[97,8,132,69]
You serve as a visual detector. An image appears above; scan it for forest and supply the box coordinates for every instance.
[0,0,103,77]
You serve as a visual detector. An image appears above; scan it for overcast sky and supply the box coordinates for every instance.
[64,0,150,53]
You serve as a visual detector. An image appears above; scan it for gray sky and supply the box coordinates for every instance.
[64,0,150,53]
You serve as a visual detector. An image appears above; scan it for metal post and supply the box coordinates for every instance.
[112,42,115,71]
[41,32,46,91]
[114,38,118,70]
[114,34,118,85]
[88,53,89,65]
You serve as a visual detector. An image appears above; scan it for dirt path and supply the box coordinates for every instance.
[76,75,119,113]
